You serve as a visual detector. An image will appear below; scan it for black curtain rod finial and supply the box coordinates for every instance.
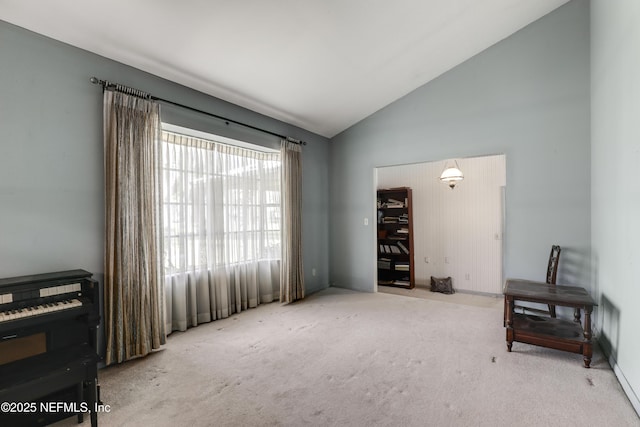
[90,76,108,87]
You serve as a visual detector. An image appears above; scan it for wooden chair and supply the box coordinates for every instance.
[514,245,561,317]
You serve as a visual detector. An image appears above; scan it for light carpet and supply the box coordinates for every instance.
[55,287,639,426]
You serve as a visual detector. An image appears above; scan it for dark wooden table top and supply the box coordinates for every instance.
[504,279,597,307]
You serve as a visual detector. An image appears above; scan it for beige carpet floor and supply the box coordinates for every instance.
[55,287,639,427]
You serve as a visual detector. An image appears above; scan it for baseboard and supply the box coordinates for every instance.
[413,283,502,298]
[597,334,640,417]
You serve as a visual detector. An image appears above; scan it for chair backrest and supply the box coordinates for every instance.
[546,245,561,285]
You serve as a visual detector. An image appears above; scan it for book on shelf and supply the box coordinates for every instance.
[395,261,410,271]
[388,235,407,240]
[377,198,405,209]
[378,258,391,269]
[397,227,409,234]
[379,244,403,254]
[397,241,409,254]
[386,198,405,208]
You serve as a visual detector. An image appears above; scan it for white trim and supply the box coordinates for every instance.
[162,123,279,153]
[372,167,379,293]
[609,356,640,417]
[595,331,640,417]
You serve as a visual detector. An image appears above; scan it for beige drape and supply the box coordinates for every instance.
[103,90,165,365]
[280,140,305,303]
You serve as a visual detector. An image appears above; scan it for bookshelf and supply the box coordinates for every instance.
[377,187,414,289]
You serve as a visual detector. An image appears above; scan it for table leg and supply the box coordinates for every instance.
[505,296,514,352]
[574,308,581,323]
[583,306,593,368]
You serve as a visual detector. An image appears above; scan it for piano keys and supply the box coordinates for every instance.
[0,299,83,322]
[0,269,100,426]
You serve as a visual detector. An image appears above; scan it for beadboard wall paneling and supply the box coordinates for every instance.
[376,154,506,294]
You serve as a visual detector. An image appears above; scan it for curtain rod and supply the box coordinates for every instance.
[90,77,306,146]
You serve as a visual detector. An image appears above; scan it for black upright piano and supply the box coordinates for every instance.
[0,270,100,426]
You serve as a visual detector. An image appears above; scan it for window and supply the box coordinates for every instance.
[161,126,281,274]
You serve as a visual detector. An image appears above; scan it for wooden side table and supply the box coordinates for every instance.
[503,279,597,368]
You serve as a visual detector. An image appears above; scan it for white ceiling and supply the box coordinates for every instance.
[0,0,569,138]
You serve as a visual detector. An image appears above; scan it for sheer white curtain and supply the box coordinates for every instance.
[162,131,281,332]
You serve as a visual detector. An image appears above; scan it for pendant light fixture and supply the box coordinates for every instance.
[439,160,464,189]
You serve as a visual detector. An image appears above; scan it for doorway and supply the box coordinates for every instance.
[374,154,506,295]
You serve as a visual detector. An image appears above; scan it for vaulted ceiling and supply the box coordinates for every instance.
[0,0,570,137]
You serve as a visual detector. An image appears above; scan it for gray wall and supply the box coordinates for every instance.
[591,0,640,413]
[0,20,331,296]
[329,0,591,293]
